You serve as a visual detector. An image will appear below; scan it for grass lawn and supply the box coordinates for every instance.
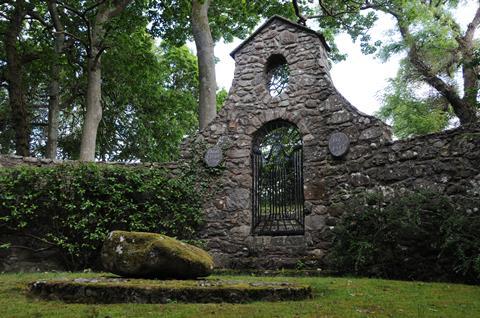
[1,272,479,318]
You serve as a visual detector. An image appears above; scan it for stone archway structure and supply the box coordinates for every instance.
[0,15,478,272]
[184,15,392,269]
[251,119,304,236]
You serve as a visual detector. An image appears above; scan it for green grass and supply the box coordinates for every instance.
[1,272,480,318]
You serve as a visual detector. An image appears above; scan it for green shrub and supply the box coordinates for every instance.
[329,190,480,284]
[0,164,204,269]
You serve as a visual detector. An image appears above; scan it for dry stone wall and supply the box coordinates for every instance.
[1,16,479,271]
[0,155,179,272]
[183,16,480,269]
[305,123,480,267]
[183,16,392,269]
[0,155,178,170]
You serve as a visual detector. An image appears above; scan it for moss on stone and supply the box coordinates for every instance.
[101,231,214,279]
[457,132,480,141]
[28,277,312,303]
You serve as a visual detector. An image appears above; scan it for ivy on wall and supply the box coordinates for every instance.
[0,164,204,269]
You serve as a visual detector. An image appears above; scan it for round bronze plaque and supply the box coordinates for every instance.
[328,132,350,157]
[204,146,223,167]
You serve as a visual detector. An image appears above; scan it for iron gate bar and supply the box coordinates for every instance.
[251,144,304,236]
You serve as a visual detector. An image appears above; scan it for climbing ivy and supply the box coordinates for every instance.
[0,164,204,269]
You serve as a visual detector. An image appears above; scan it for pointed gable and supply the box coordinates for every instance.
[230,15,330,58]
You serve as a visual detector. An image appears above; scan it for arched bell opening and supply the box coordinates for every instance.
[251,120,304,236]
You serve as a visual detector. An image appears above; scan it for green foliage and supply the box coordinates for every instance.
[98,40,199,162]
[216,88,228,111]
[377,73,453,138]
[329,190,480,284]
[258,124,301,164]
[0,165,204,269]
[149,0,295,45]
[0,1,199,161]
[3,272,480,317]
[311,0,479,127]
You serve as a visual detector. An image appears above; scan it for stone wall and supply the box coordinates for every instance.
[182,17,480,269]
[303,123,480,266]
[182,16,392,269]
[0,155,178,170]
[193,120,480,270]
[3,121,478,272]
[0,155,179,272]
[1,16,479,272]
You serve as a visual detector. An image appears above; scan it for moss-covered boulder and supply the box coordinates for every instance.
[101,231,214,279]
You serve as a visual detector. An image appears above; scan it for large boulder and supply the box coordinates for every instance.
[101,231,214,279]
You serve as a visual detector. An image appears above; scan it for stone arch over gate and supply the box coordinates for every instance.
[251,119,304,236]
[183,15,392,269]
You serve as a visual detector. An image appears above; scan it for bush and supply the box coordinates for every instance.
[329,190,480,284]
[0,164,204,269]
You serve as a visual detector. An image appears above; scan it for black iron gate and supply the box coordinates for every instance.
[252,145,304,235]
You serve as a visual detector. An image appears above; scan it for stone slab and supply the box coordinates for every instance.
[29,277,312,304]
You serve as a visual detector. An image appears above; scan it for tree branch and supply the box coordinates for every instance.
[0,11,9,20]
[397,22,476,124]
[92,46,108,69]
[47,0,63,32]
[55,0,88,24]
[85,0,108,14]
[26,9,51,29]
[21,52,41,64]
[464,4,480,46]
[8,245,54,253]
[62,31,89,49]
[2,228,59,247]
[54,0,92,50]
[292,0,307,25]
[104,0,132,19]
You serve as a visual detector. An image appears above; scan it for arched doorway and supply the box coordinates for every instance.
[252,120,304,236]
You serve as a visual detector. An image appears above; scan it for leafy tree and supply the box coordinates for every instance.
[150,0,295,130]
[98,40,199,162]
[377,63,454,138]
[0,0,296,160]
[0,1,200,162]
[216,87,228,111]
[0,0,46,156]
[295,0,479,130]
[50,0,134,161]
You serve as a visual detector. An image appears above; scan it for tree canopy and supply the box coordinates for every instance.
[0,0,294,160]
[296,0,479,138]
[2,0,477,158]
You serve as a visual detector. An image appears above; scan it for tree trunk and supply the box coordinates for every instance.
[398,22,478,125]
[459,6,480,124]
[192,0,217,130]
[4,1,30,156]
[79,51,103,161]
[79,10,108,162]
[46,61,61,159]
[46,1,65,159]
[78,0,132,161]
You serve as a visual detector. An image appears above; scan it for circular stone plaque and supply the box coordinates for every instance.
[204,146,223,167]
[328,132,350,158]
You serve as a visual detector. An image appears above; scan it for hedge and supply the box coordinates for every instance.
[329,190,480,284]
[0,164,204,269]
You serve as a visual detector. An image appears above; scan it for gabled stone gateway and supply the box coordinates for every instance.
[185,16,392,269]
[0,16,478,273]
[184,16,480,269]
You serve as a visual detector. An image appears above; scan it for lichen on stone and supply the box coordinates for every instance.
[28,277,313,304]
[101,231,214,279]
